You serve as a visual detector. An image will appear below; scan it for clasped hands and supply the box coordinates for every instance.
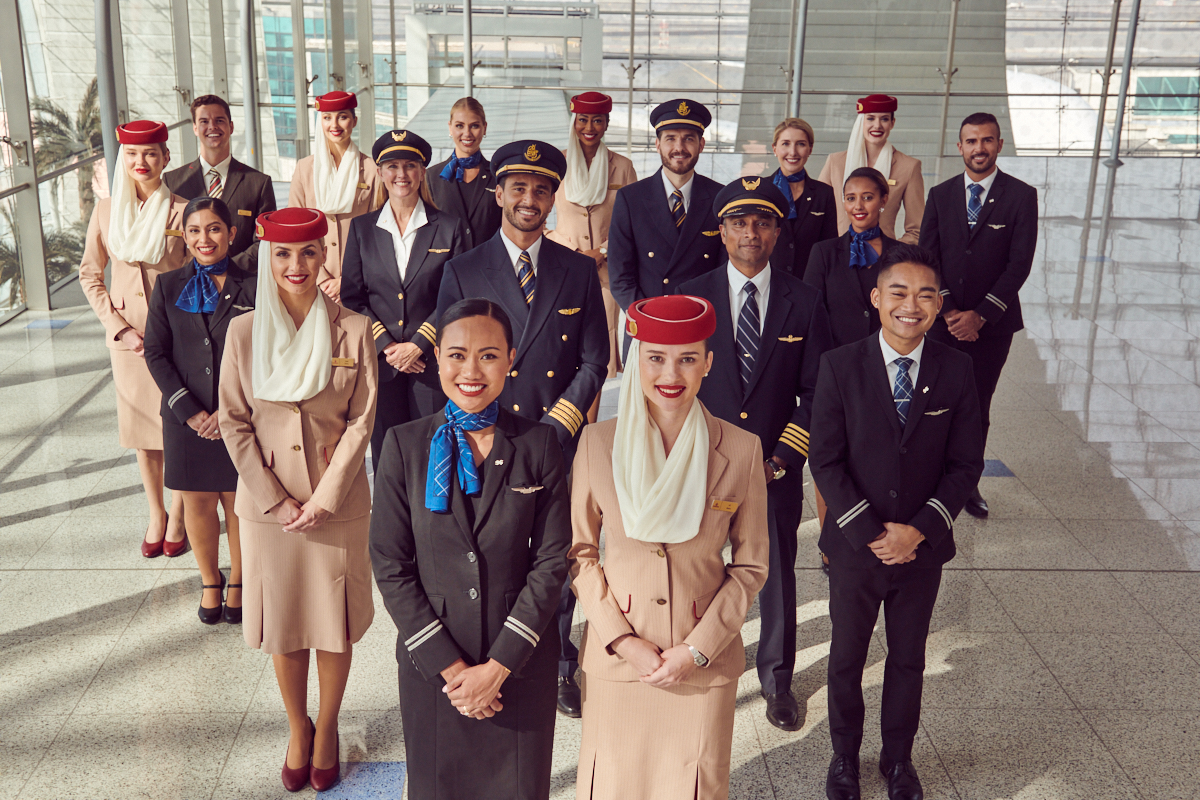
[612,634,696,688]
[383,342,425,374]
[186,410,222,440]
[270,497,331,533]
[440,658,509,719]
[869,522,925,565]
[943,309,983,342]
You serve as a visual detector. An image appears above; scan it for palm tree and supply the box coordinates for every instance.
[0,206,25,309]
[31,78,104,223]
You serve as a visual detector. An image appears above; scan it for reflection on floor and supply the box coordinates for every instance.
[2,163,1200,799]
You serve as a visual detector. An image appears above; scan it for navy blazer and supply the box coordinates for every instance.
[607,169,726,309]
[436,233,609,451]
[370,409,570,681]
[920,169,1038,337]
[803,231,900,348]
[809,334,984,569]
[679,266,832,473]
[163,158,276,261]
[143,262,256,423]
[340,204,466,387]
[771,172,839,277]
[425,156,502,252]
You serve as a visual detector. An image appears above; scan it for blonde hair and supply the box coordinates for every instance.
[374,162,438,210]
[772,118,815,148]
[449,97,487,124]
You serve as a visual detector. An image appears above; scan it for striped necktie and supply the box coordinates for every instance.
[517,250,536,306]
[967,183,983,228]
[893,356,914,427]
[207,168,223,199]
[669,189,686,228]
[736,282,760,388]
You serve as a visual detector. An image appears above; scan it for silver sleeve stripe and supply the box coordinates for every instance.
[505,615,540,642]
[837,499,869,528]
[939,289,951,296]
[404,619,441,648]
[504,619,538,647]
[406,622,444,651]
[927,498,953,530]
[167,388,189,408]
[985,293,1008,311]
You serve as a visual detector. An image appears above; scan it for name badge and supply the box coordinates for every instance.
[711,499,738,513]
[164,229,183,237]
[238,209,253,216]
[887,179,898,186]
[331,357,356,367]
[608,183,623,190]
[357,182,369,189]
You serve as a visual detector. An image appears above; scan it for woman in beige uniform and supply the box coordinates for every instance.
[79,119,189,558]
[569,295,769,800]
[547,91,637,415]
[287,91,379,303]
[818,94,924,244]
[219,208,378,794]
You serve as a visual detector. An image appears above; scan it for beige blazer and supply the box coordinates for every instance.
[288,153,379,295]
[569,405,770,687]
[818,148,925,244]
[547,149,638,255]
[79,195,190,347]
[218,295,379,523]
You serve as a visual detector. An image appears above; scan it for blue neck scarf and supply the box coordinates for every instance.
[439,151,483,182]
[175,256,231,314]
[772,168,807,220]
[426,400,500,513]
[848,226,883,269]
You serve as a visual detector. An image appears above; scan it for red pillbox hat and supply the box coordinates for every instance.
[570,91,612,114]
[626,296,716,345]
[255,208,329,243]
[315,91,357,112]
[856,94,898,114]
[116,120,168,145]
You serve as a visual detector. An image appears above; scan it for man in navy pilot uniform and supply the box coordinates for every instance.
[436,139,609,720]
[679,176,832,733]
[920,111,1037,519]
[809,244,984,800]
[607,98,726,353]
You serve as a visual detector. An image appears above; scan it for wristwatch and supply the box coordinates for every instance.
[688,645,709,667]
[768,458,787,481]
[599,246,608,257]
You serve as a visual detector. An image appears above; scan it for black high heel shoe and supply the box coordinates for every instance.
[223,582,243,625]
[198,571,226,625]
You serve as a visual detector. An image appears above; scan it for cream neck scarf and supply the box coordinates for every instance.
[107,164,172,264]
[311,132,361,215]
[563,126,610,208]
[611,339,710,544]
[251,241,333,403]
[841,113,894,201]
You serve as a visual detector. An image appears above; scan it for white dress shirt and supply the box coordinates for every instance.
[500,229,544,278]
[963,167,999,211]
[727,263,771,336]
[661,170,694,213]
[376,198,429,282]
[880,329,924,391]
[199,154,232,192]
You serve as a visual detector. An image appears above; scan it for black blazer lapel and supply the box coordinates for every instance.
[865,336,903,438]
[471,420,515,534]
[404,219,437,287]
[901,343,940,445]
[643,170,681,244]
[463,157,495,219]
[222,162,246,205]
[178,161,207,197]
[479,236,530,340]
[432,165,471,222]
[704,273,741,400]
[366,216,404,299]
[672,179,713,268]
[744,272,790,400]
[208,266,251,330]
[967,171,1006,241]
[515,242,568,358]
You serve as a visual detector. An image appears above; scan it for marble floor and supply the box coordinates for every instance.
[3,163,1200,799]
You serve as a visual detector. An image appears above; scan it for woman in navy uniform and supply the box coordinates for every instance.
[341,130,466,473]
[145,196,254,624]
[768,118,838,276]
[426,97,501,251]
[370,298,570,800]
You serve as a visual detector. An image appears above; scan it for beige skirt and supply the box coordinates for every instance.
[597,264,621,379]
[577,674,737,800]
[110,348,164,450]
[240,515,375,654]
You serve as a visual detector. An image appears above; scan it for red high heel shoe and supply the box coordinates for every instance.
[162,528,190,558]
[140,517,167,558]
[281,717,314,793]
[309,728,340,792]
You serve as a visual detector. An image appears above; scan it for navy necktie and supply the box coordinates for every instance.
[669,189,686,228]
[893,356,914,427]
[736,282,760,388]
[517,250,536,305]
[968,183,984,228]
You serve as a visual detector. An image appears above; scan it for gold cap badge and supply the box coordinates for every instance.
[391,130,407,141]
[256,223,264,238]
[678,101,690,116]
[742,177,761,190]
[627,319,638,336]
[525,143,541,162]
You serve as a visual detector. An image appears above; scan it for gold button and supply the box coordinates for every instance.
[397,292,403,300]
[398,320,403,327]
[703,254,710,259]
[583,235,589,240]
[656,549,664,558]
[292,407,300,414]
[561,335,568,341]
[292,445,301,451]
[510,370,518,377]
[330,241,337,246]
[739,412,748,419]
[547,370,554,378]
[137,291,144,297]
[656,599,667,605]
[663,278,669,284]
[648,252,655,258]
[513,404,520,412]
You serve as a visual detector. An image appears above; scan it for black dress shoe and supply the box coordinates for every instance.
[825,753,860,800]
[198,571,226,625]
[964,487,989,518]
[879,757,923,800]
[557,675,581,718]
[820,552,831,577]
[223,583,243,625]
[762,689,804,731]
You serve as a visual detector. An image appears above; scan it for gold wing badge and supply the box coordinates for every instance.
[777,335,804,342]
[742,177,761,190]
[511,485,545,494]
[391,130,407,141]
[558,308,581,315]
